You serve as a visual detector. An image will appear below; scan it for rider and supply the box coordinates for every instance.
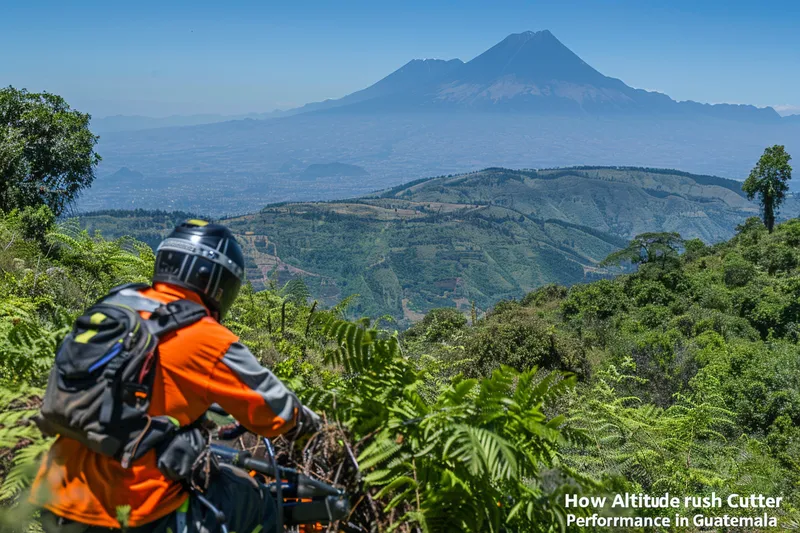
[29,220,320,532]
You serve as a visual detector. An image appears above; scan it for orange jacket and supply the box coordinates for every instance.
[29,283,302,528]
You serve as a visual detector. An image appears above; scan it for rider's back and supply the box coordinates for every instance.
[29,283,237,528]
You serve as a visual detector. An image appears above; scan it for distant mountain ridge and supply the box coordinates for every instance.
[91,111,288,133]
[106,166,144,184]
[380,165,750,200]
[84,31,800,215]
[293,59,465,114]
[293,30,781,121]
[91,30,794,136]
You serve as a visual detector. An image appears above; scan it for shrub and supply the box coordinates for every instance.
[723,253,756,288]
[403,307,467,343]
[464,314,552,376]
[561,279,627,321]
[521,284,568,307]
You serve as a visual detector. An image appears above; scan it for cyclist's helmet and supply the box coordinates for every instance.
[153,219,245,319]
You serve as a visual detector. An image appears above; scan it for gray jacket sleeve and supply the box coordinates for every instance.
[206,341,303,437]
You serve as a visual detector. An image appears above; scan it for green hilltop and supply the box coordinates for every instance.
[378,166,759,241]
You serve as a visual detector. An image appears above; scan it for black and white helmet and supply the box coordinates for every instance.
[153,220,245,319]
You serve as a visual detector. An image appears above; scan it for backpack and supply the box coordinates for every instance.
[34,283,208,468]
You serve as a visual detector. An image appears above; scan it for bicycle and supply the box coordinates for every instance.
[203,404,367,533]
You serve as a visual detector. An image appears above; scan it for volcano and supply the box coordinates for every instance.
[294,30,779,121]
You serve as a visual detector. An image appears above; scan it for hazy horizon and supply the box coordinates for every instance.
[3,0,799,118]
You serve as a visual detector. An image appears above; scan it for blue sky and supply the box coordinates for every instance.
[3,0,799,117]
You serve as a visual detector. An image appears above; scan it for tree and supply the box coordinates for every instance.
[0,87,100,216]
[742,145,792,233]
[601,232,685,268]
[403,307,467,343]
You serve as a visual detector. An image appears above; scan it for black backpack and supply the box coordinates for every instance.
[34,283,208,468]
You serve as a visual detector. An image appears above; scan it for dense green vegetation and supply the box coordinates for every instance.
[399,215,800,529]
[4,204,800,531]
[75,209,199,249]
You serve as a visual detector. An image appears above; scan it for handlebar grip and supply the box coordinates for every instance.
[210,445,341,499]
[239,456,341,498]
[210,444,251,466]
[283,495,351,526]
[261,467,342,499]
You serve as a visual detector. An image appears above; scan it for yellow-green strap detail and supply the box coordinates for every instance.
[89,312,107,324]
[74,329,98,343]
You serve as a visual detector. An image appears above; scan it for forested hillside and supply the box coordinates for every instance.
[80,166,800,324]
[4,205,800,531]
[79,200,628,323]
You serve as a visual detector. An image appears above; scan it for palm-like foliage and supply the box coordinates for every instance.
[564,361,738,504]
[46,221,153,304]
[0,386,52,503]
[0,314,69,386]
[0,219,154,386]
[312,316,589,532]
[278,277,311,306]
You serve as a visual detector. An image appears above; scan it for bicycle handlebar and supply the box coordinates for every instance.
[209,444,350,526]
[209,445,341,499]
[205,406,357,529]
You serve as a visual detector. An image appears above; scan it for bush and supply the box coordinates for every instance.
[723,253,756,288]
[403,307,467,343]
[759,243,797,275]
[630,279,674,306]
[521,284,568,307]
[777,219,800,246]
[683,238,709,261]
[464,312,552,376]
[19,205,55,246]
[561,279,627,321]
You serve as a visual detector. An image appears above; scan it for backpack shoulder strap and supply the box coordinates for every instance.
[108,282,151,295]
[102,287,208,336]
[103,288,163,313]
[147,299,209,337]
